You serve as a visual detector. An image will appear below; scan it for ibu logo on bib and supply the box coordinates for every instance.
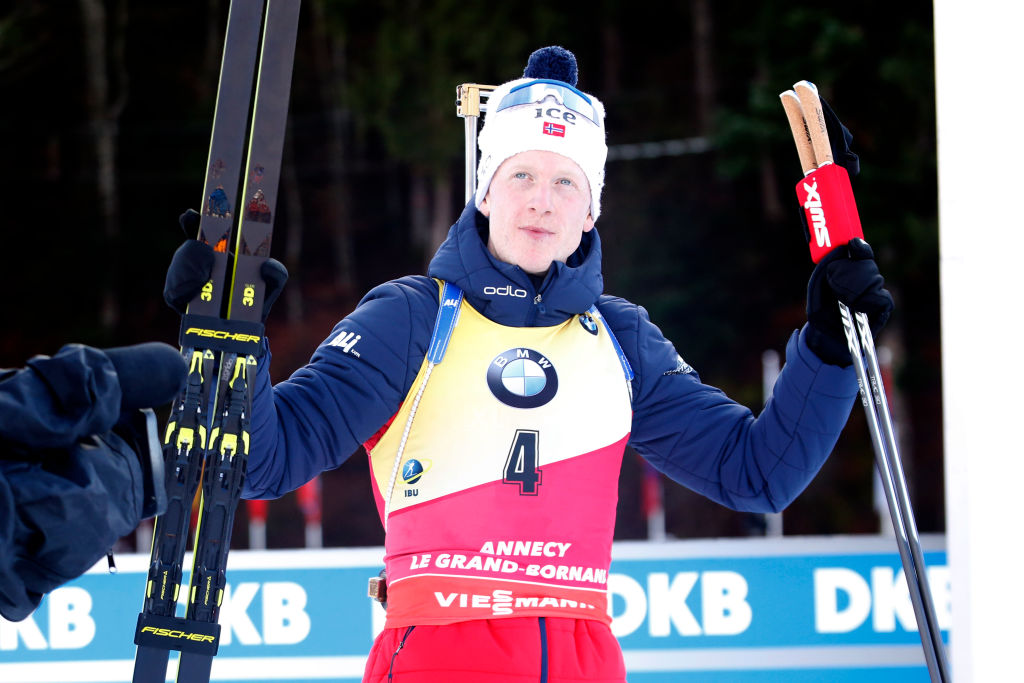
[487,348,559,408]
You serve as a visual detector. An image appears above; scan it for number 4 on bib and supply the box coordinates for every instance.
[503,430,543,495]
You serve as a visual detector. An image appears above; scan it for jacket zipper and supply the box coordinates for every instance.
[388,625,416,681]
[538,617,549,683]
[527,293,546,325]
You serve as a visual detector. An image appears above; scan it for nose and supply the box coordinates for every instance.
[527,181,554,214]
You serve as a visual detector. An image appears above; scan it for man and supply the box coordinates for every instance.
[165,46,891,683]
[0,342,185,621]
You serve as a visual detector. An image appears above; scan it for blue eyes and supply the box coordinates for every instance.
[512,172,574,187]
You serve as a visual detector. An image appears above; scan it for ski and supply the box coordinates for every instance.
[176,1,300,679]
[131,2,301,682]
[131,2,263,679]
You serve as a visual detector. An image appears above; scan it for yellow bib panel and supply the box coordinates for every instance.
[367,284,632,628]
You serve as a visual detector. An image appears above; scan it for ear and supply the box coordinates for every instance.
[583,213,595,232]
[479,194,491,218]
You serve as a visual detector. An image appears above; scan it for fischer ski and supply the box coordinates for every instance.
[131,2,301,682]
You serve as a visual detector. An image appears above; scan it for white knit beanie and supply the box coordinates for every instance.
[475,47,608,221]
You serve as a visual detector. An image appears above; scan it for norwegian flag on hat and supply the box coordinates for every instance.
[542,121,565,137]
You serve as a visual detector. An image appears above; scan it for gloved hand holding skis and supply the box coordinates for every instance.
[164,208,288,324]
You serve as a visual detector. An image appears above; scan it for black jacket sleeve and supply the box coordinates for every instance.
[0,345,145,621]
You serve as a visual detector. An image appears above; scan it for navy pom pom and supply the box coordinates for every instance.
[523,46,578,86]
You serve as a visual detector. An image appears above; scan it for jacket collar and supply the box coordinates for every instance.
[427,201,605,326]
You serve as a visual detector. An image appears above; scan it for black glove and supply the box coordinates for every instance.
[260,258,288,322]
[820,95,859,176]
[805,238,894,366]
[163,209,288,322]
[103,342,187,412]
[103,342,184,517]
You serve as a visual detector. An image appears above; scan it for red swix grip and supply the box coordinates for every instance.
[796,163,863,263]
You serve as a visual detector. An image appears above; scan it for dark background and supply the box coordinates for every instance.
[0,0,939,549]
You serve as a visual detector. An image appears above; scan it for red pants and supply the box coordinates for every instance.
[362,617,627,682]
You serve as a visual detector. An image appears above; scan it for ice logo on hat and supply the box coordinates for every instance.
[487,348,559,408]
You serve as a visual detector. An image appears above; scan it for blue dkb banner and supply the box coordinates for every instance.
[0,535,948,682]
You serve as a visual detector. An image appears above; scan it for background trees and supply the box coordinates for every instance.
[0,0,938,546]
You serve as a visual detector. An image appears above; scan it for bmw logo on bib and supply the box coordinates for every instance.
[579,313,599,335]
[487,348,559,408]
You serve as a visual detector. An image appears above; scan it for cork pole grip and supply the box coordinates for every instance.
[793,80,833,166]
[780,90,817,174]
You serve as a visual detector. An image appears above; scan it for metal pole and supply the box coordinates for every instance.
[761,349,784,537]
[853,309,951,680]
[455,83,495,203]
[840,303,951,682]
[464,116,477,202]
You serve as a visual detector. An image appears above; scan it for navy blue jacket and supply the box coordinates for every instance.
[245,203,859,511]
[0,345,145,621]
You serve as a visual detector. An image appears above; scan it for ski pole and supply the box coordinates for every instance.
[851,305,950,679]
[455,83,495,202]
[780,81,951,683]
[843,304,949,682]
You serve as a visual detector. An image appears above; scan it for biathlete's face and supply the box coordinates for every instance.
[480,150,594,276]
